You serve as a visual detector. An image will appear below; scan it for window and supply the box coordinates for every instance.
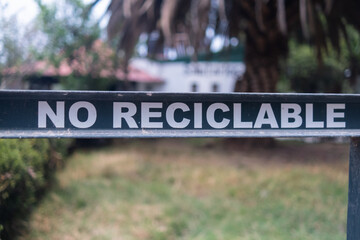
[146,84,153,91]
[212,83,219,92]
[191,83,198,92]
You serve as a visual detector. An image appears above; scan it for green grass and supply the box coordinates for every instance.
[21,139,349,240]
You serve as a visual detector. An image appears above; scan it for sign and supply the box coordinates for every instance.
[3,90,360,240]
[185,62,244,76]
[0,90,360,138]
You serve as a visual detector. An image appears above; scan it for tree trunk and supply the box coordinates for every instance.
[235,5,287,92]
[235,50,280,93]
[232,0,288,147]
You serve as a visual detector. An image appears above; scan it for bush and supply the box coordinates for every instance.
[0,139,71,239]
[60,75,117,91]
[287,44,347,93]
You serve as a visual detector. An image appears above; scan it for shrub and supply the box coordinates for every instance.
[286,43,347,93]
[0,139,71,239]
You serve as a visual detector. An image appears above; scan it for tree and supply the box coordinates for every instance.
[344,26,360,92]
[0,3,31,89]
[0,4,24,68]
[32,0,121,90]
[33,0,101,64]
[100,0,360,93]
[286,43,346,93]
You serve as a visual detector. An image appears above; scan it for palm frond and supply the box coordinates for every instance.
[190,0,211,55]
[107,0,125,40]
[325,0,334,14]
[159,0,180,46]
[276,0,287,35]
[299,0,309,39]
[103,0,360,70]
[255,0,265,32]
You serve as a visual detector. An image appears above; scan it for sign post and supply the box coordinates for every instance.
[348,138,360,240]
[0,90,359,239]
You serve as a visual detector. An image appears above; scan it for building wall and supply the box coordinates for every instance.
[0,76,28,90]
[131,58,245,93]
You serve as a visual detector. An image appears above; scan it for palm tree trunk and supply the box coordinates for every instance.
[236,50,279,93]
[233,42,282,147]
[233,1,288,146]
[235,6,287,93]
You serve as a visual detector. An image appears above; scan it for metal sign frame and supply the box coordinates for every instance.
[1,90,360,138]
[0,90,359,240]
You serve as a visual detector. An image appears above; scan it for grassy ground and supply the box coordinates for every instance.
[21,139,349,240]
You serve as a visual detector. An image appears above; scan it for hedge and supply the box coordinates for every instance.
[0,139,71,239]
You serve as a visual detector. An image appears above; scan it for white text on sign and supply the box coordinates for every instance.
[38,101,346,129]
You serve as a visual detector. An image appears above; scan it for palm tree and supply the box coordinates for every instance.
[99,0,360,92]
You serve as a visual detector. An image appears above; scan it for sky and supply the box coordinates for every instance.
[3,0,110,27]
[1,0,225,56]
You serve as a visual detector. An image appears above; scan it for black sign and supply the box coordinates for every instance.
[0,90,359,138]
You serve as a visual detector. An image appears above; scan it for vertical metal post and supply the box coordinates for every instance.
[347,137,360,240]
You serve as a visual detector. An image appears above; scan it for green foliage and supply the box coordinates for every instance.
[346,26,360,60]
[34,0,100,64]
[0,139,72,239]
[49,139,73,161]
[0,4,24,68]
[60,76,117,90]
[284,26,360,93]
[0,139,48,237]
[30,0,122,91]
[286,43,346,93]
[32,0,121,91]
[343,26,360,90]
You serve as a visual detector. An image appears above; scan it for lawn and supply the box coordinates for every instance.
[21,139,349,240]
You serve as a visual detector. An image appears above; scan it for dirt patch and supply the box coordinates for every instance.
[112,138,349,169]
[228,140,349,166]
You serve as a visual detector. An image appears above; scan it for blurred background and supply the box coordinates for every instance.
[0,0,359,239]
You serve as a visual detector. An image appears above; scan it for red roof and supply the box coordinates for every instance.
[2,40,163,84]
[2,61,72,77]
[115,66,163,83]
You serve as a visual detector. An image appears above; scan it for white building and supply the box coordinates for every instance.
[131,48,245,93]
